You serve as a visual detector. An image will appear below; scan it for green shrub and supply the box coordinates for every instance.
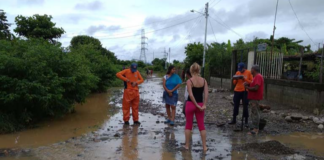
[0,39,98,133]
[70,45,118,92]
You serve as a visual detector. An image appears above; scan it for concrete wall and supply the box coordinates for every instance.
[210,77,231,89]
[210,77,324,110]
[265,79,324,111]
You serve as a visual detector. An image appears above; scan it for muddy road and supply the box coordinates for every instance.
[1,76,324,160]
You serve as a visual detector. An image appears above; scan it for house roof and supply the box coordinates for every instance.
[283,52,322,61]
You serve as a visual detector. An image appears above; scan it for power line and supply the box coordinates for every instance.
[169,15,202,48]
[209,15,243,38]
[209,0,216,6]
[187,16,204,43]
[98,14,199,36]
[210,0,222,8]
[288,0,316,46]
[208,19,217,42]
[102,14,197,31]
[209,11,243,39]
[99,16,203,40]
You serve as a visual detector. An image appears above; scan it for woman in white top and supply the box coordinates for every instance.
[183,69,192,116]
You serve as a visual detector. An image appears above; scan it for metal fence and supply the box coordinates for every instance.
[255,52,283,79]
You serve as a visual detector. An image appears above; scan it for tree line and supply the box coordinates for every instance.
[183,36,321,80]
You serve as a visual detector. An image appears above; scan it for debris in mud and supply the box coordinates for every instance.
[291,114,303,120]
[259,104,271,110]
[285,116,293,122]
[319,124,323,130]
[237,140,295,155]
[263,109,270,113]
[113,133,120,138]
[0,148,27,157]
[93,138,100,142]
[313,117,324,125]
[100,137,110,141]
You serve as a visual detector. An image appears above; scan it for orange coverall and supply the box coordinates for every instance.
[233,70,253,91]
[116,69,144,122]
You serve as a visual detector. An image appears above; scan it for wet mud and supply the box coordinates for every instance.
[1,76,323,160]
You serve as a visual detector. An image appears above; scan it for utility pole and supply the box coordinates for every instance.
[202,2,209,77]
[320,44,323,83]
[190,3,208,76]
[164,48,168,70]
[169,48,171,66]
[140,29,148,63]
[271,0,279,57]
[298,47,304,81]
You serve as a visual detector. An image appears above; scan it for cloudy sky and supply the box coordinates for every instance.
[2,0,324,62]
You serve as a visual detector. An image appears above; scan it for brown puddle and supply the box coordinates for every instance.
[266,132,324,157]
[0,93,110,149]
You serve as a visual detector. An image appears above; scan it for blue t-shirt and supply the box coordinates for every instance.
[164,74,182,94]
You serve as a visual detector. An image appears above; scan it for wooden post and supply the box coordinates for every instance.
[254,47,257,65]
[230,50,237,91]
[320,44,323,83]
[298,47,304,81]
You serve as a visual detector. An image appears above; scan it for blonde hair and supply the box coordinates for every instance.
[190,63,201,76]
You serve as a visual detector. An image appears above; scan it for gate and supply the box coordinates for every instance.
[255,51,283,79]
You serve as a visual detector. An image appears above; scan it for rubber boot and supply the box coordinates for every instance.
[244,117,249,128]
[228,116,237,125]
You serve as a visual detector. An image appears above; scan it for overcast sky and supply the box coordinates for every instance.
[2,0,324,62]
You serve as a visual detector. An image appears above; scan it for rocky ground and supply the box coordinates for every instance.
[178,87,324,135]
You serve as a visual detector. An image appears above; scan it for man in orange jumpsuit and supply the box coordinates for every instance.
[116,63,144,125]
[229,62,253,126]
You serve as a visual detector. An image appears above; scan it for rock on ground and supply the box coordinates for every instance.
[319,124,324,130]
[285,116,292,122]
[291,114,303,120]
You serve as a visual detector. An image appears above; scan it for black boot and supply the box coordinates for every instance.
[228,117,236,125]
[244,117,249,128]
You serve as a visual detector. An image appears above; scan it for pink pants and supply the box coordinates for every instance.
[185,101,205,131]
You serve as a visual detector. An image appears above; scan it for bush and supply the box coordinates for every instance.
[70,45,118,92]
[0,39,98,133]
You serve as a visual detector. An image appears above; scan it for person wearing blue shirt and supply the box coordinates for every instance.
[163,65,182,126]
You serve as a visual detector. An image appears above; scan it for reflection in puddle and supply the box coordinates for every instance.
[231,151,257,160]
[0,93,111,149]
[266,132,324,157]
[87,111,234,160]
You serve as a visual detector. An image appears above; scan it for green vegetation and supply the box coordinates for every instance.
[14,14,65,43]
[0,39,98,133]
[0,10,13,40]
[305,59,324,82]
[0,12,136,133]
[183,36,314,78]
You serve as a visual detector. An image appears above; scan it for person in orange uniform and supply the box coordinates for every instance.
[116,63,144,125]
[229,62,253,126]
